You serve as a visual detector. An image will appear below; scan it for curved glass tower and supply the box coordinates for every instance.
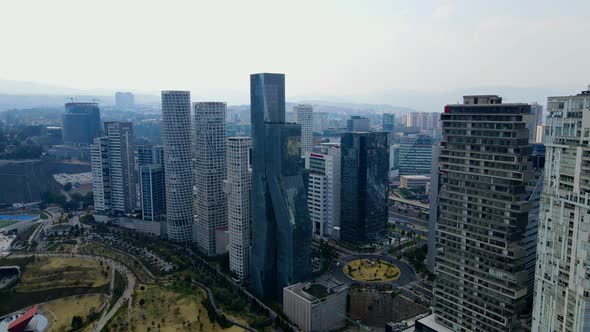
[161,91,194,242]
[249,73,312,300]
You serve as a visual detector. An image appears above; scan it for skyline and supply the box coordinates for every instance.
[1,0,590,110]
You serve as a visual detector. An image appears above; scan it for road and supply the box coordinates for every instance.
[192,279,256,332]
[8,251,136,332]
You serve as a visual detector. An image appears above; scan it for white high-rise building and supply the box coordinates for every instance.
[224,137,251,281]
[91,136,110,214]
[194,102,227,255]
[161,91,194,242]
[304,143,340,239]
[532,89,590,331]
[294,104,313,157]
[91,122,136,215]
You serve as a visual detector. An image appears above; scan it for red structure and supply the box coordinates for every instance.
[7,305,38,332]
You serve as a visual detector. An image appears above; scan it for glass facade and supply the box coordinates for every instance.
[398,134,434,175]
[62,102,101,146]
[138,145,165,221]
[340,132,389,244]
[140,165,165,221]
[249,73,312,300]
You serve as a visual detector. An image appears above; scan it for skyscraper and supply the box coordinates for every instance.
[140,165,165,221]
[433,95,541,331]
[294,104,313,157]
[249,73,312,299]
[340,132,389,244]
[305,143,341,239]
[397,134,434,176]
[194,102,227,256]
[225,137,252,281]
[62,102,101,146]
[137,145,165,222]
[91,137,111,214]
[383,113,395,134]
[161,91,193,242]
[346,116,370,132]
[530,102,544,142]
[137,145,164,166]
[532,89,590,331]
[91,122,136,215]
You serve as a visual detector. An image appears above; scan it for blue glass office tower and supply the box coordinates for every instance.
[138,145,165,221]
[62,102,101,146]
[340,132,389,244]
[249,73,312,300]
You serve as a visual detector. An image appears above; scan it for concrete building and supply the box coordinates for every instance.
[224,137,251,281]
[347,116,370,132]
[194,102,227,256]
[304,144,340,239]
[161,91,194,242]
[403,112,440,131]
[294,104,313,157]
[398,134,434,176]
[115,91,135,109]
[400,175,430,190]
[433,95,541,331]
[313,112,328,133]
[249,73,312,300]
[283,282,347,332]
[340,132,389,244]
[91,122,136,215]
[532,88,590,331]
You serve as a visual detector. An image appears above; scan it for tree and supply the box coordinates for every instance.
[71,315,84,330]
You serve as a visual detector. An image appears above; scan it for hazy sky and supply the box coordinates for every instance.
[2,0,590,104]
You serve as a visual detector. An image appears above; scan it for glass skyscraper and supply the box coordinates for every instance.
[138,145,165,222]
[340,132,389,244]
[62,102,101,146]
[398,134,434,175]
[249,73,312,300]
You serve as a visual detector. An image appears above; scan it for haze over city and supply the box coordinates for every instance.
[2,0,590,110]
[2,1,590,332]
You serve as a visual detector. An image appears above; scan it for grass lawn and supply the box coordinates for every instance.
[18,256,109,292]
[41,293,106,332]
[78,242,153,283]
[0,256,111,316]
[0,220,18,229]
[104,284,244,332]
[344,258,401,282]
[46,242,76,253]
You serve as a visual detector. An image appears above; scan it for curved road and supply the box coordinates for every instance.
[8,252,136,332]
[192,280,256,332]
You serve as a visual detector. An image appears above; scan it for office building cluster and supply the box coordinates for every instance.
[83,74,590,332]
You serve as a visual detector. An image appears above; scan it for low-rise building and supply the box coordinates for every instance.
[283,282,348,332]
[400,175,430,190]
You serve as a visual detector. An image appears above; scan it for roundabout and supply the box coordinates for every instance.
[332,254,416,287]
[343,258,401,282]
